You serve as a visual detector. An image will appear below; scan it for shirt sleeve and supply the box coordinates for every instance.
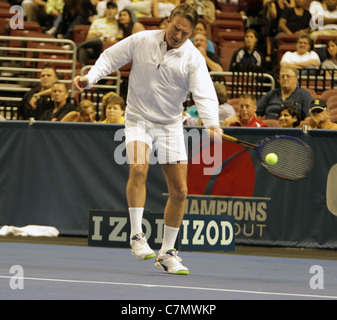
[189,59,220,128]
[85,36,135,88]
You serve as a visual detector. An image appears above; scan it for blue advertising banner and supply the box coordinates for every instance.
[88,210,235,252]
[0,121,337,249]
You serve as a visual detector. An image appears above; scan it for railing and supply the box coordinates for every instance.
[210,71,275,99]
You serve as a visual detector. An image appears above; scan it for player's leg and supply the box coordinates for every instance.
[154,162,189,275]
[126,139,155,261]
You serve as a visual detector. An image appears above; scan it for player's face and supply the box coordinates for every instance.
[165,15,193,50]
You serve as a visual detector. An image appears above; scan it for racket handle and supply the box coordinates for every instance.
[222,133,239,144]
[222,133,256,149]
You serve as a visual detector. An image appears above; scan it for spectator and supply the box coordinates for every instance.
[256,67,312,120]
[278,0,311,36]
[117,8,146,39]
[61,99,97,122]
[309,98,337,129]
[40,82,77,121]
[190,20,215,54]
[19,65,59,120]
[45,0,65,35]
[260,0,295,61]
[57,0,96,39]
[100,92,126,123]
[23,0,52,28]
[230,28,265,72]
[153,0,180,18]
[185,0,216,24]
[193,33,223,72]
[96,0,132,17]
[222,94,267,127]
[280,33,321,70]
[76,1,120,66]
[310,0,337,42]
[278,104,301,127]
[127,0,153,18]
[184,82,235,126]
[321,38,337,74]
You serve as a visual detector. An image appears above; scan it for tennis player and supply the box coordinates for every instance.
[73,3,222,275]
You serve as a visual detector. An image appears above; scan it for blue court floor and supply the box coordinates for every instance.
[0,241,336,300]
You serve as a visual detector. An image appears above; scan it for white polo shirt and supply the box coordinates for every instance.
[86,30,219,128]
[280,51,321,68]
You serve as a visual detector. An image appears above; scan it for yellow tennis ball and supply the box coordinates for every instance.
[265,153,278,165]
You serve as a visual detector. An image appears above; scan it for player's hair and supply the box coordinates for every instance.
[169,3,199,29]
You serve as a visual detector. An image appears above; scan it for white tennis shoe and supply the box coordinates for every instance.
[154,249,189,275]
[130,233,156,261]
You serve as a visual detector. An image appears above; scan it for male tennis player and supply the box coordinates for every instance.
[73,4,222,275]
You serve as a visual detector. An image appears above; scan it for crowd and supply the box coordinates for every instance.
[3,0,337,129]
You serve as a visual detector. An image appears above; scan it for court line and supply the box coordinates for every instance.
[0,275,336,299]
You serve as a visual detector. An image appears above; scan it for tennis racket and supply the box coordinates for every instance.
[222,133,314,181]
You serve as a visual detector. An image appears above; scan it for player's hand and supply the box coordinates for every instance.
[73,76,89,92]
[206,127,223,143]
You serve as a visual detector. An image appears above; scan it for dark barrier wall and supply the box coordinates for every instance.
[1,121,337,249]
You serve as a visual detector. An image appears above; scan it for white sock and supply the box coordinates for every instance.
[160,225,180,256]
[129,207,144,238]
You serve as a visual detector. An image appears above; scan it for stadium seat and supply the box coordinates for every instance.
[219,42,242,71]
[138,17,161,29]
[212,20,245,43]
[217,31,244,46]
[216,12,243,21]
[262,119,281,127]
[321,88,337,101]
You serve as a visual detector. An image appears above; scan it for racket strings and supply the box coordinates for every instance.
[259,138,313,180]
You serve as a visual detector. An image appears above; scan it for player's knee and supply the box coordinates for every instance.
[129,164,148,181]
[169,185,188,202]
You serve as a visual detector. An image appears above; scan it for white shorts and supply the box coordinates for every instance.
[125,111,187,164]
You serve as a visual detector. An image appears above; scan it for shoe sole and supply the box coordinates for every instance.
[154,261,189,275]
[132,252,156,261]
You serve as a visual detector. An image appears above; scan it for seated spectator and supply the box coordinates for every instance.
[117,8,145,39]
[76,1,120,66]
[127,0,153,18]
[280,33,321,70]
[57,0,96,39]
[230,29,265,72]
[19,65,59,120]
[61,99,97,122]
[96,0,132,17]
[257,67,312,119]
[23,0,52,28]
[310,0,337,42]
[260,0,295,60]
[190,20,215,54]
[222,94,267,127]
[193,33,223,72]
[321,38,337,76]
[308,98,337,129]
[184,82,236,126]
[101,92,126,123]
[278,104,301,127]
[40,82,77,121]
[185,0,216,24]
[45,0,65,35]
[278,0,311,36]
[152,0,180,18]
